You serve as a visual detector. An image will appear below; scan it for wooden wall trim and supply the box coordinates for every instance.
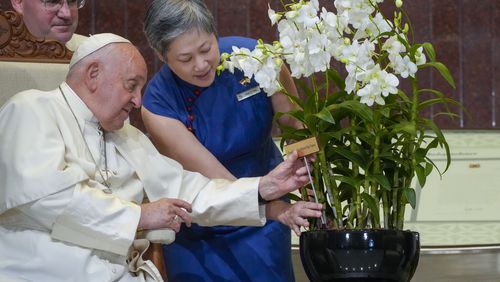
[0,10,72,63]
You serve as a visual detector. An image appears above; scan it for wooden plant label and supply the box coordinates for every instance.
[283,137,319,157]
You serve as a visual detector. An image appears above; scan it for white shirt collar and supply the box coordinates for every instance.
[59,82,99,130]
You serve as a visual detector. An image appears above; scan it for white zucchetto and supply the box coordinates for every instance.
[69,33,131,69]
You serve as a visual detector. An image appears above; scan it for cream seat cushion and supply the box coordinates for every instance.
[0,34,86,107]
[0,61,69,106]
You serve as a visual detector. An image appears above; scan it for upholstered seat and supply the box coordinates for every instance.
[0,10,73,106]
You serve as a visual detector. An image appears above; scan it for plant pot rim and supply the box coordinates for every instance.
[301,229,420,235]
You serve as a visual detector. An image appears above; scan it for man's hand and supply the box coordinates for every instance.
[138,198,193,232]
[258,151,312,201]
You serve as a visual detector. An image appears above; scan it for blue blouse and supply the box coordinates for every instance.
[143,36,294,282]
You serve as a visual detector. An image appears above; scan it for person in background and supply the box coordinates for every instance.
[0,33,322,282]
[142,0,307,281]
[10,0,85,48]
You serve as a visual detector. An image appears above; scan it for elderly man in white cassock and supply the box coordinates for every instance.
[0,33,322,282]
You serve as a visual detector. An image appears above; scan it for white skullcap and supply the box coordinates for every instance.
[69,33,131,68]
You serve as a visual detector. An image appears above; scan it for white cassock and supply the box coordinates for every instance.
[0,82,266,282]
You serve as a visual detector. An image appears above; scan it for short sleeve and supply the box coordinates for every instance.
[142,66,184,120]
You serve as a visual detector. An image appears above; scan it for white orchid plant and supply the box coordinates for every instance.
[220,0,459,230]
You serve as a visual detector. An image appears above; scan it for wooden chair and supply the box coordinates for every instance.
[0,9,168,281]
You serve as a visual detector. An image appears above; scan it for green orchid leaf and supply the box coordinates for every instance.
[287,193,303,202]
[277,131,310,142]
[371,174,391,190]
[416,88,445,98]
[315,107,335,124]
[328,100,374,123]
[326,90,349,106]
[274,110,305,124]
[424,155,444,179]
[276,123,309,135]
[395,32,411,50]
[418,98,448,110]
[404,188,417,209]
[425,162,434,176]
[422,120,452,173]
[326,69,346,90]
[415,164,427,187]
[303,95,319,116]
[373,31,396,42]
[335,175,362,188]
[335,147,368,168]
[316,133,335,150]
[397,89,411,103]
[361,192,380,222]
[424,137,439,150]
[432,112,461,120]
[420,62,456,89]
[391,121,416,135]
[286,94,307,109]
[418,97,462,111]
[421,42,436,62]
[294,78,315,98]
[379,107,392,118]
[279,82,308,108]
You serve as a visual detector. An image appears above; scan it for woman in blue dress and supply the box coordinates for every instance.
[142,1,322,281]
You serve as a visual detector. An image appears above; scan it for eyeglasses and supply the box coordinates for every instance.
[40,0,86,11]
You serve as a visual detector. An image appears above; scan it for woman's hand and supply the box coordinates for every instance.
[266,200,323,236]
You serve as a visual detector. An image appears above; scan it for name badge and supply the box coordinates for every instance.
[236,86,261,101]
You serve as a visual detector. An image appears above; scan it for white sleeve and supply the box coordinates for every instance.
[17,183,141,256]
[114,127,267,227]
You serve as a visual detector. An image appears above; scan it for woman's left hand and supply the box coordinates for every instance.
[274,201,323,236]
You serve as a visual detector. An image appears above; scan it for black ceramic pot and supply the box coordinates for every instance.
[299,229,420,282]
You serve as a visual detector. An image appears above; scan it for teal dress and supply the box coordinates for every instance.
[142,36,294,282]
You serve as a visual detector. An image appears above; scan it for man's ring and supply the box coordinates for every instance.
[174,215,180,222]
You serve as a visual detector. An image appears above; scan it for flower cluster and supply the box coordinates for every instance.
[221,0,426,107]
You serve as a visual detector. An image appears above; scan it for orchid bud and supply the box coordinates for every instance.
[220,52,230,61]
[395,0,403,8]
[393,12,401,28]
[290,3,301,10]
[402,23,409,33]
[268,5,282,25]
[273,41,283,53]
[344,38,351,45]
[274,57,283,66]
[216,65,225,75]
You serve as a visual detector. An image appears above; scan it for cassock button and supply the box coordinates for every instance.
[194,89,201,96]
[188,114,194,121]
[187,106,192,112]
[187,97,194,103]
[187,126,193,132]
